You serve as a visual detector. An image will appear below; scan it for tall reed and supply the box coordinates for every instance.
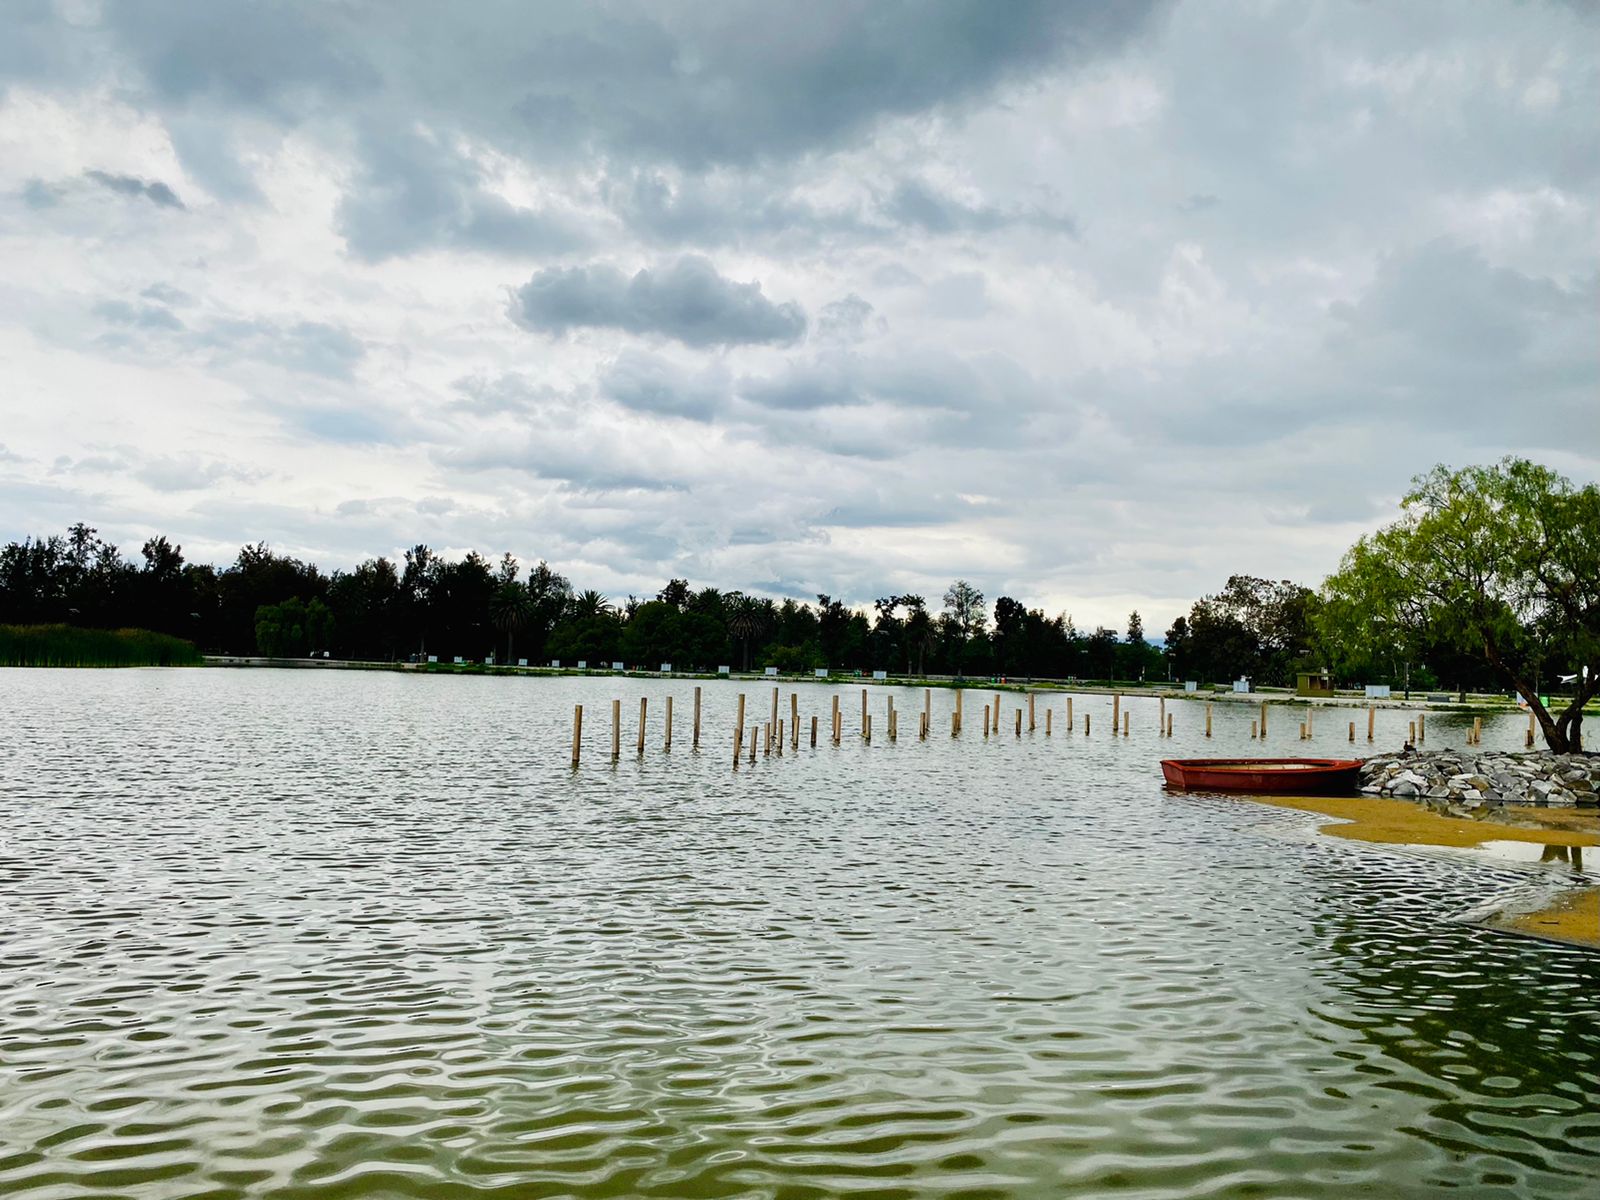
[0,624,203,667]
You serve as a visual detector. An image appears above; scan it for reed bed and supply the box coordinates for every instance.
[0,624,203,667]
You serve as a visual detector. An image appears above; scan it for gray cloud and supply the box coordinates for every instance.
[81,1,1165,168]
[884,178,1077,236]
[94,299,185,331]
[817,295,880,343]
[599,351,731,421]
[85,169,184,208]
[200,319,365,379]
[3,0,1597,630]
[336,126,591,261]
[510,256,806,346]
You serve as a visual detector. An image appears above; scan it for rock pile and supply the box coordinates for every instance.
[1359,750,1599,810]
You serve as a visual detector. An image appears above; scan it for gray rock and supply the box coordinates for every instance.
[1392,782,1419,797]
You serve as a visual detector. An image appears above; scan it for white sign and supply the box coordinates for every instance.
[517,658,527,667]
[872,670,887,680]
[551,659,561,668]
[718,665,730,674]
[1364,684,1391,699]
[660,663,672,673]
[1184,681,1198,693]
[427,655,437,664]
[612,662,624,671]
[454,656,464,664]
[764,667,778,676]
[815,668,829,678]
[1232,678,1251,693]
[577,660,586,669]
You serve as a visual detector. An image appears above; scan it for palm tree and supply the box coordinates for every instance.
[570,589,611,621]
[728,594,760,671]
[490,582,532,663]
[903,597,934,676]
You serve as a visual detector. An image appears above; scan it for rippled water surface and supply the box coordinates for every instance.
[3,670,1597,1199]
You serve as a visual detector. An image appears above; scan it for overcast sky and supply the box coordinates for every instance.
[2,1,1596,632]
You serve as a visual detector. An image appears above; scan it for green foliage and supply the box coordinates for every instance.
[0,624,202,667]
[1320,458,1600,750]
[1165,576,1319,687]
[254,597,334,657]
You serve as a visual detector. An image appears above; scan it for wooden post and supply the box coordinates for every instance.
[771,687,779,733]
[664,695,673,751]
[811,715,819,747]
[1166,713,1173,737]
[832,695,841,744]
[1159,697,1165,732]
[1251,719,1257,738]
[1015,708,1022,736]
[791,693,799,748]
[920,712,928,740]
[1306,708,1313,737]
[1205,703,1212,738]
[1409,719,1416,743]
[1299,722,1306,741]
[570,704,582,768]
[764,722,772,756]
[1067,697,1073,730]
[637,697,647,755]
[1348,721,1355,742]
[955,689,964,734]
[734,693,746,768]
[612,699,621,761]
[1045,709,1053,735]
[888,698,896,741]
[1473,716,1482,744]
[1085,713,1091,736]
[748,725,757,763]
[983,706,991,736]
[925,688,932,731]
[1367,706,1375,741]
[775,719,783,755]
[693,686,702,749]
[1260,701,1267,738]
[861,688,868,735]
[1122,711,1129,738]
[1028,693,1036,731]
[1417,712,1425,743]
[1528,710,1536,747]
[1113,692,1120,731]
[864,714,871,744]
[993,693,1001,731]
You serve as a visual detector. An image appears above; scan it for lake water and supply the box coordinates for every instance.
[2,670,1596,1199]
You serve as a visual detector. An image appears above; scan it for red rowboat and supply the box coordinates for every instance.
[1161,757,1364,795]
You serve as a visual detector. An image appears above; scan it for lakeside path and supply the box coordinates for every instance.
[1237,792,1600,950]
[198,656,1566,712]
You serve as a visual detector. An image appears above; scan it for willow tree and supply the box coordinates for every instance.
[1321,459,1599,752]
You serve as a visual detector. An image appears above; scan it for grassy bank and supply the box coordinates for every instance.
[0,624,203,667]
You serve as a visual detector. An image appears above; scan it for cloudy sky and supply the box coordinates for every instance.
[2,1,1596,632]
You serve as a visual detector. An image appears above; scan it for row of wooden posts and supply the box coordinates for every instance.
[564,689,1502,768]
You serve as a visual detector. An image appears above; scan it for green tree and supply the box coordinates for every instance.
[490,582,533,663]
[1321,458,1600,752]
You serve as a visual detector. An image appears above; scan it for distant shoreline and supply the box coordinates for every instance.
[189,654,1566,713]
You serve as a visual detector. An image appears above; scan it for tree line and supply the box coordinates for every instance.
[0,528,1166,679]
[4,459,1593,748]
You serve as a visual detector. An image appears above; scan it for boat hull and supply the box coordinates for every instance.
[1160,757,1364,795]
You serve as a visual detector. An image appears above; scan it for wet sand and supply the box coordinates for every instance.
[1242,792,1599,949]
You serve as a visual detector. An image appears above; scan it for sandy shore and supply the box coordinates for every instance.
[1239,792,1599,949]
